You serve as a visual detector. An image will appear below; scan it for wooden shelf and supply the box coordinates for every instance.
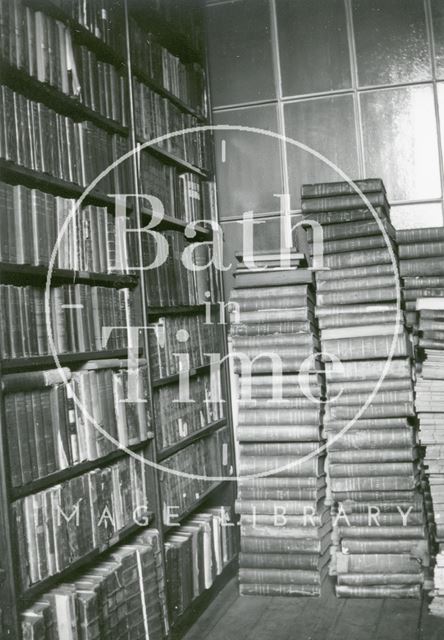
[163,480,230,533]
[23,0,127,69]
[0,159,130,209]
[129,6,203,65]
[157,418,227,461]
[1,60,129,136]
[0,262,138,289]
[140,208,212,240]
[11,439,153,500]
[19,518,153,605]
[137,137,209,178]
[1,349,133,373]
[148,303,215,318]
[132,65,207,123]
[152,363,212,388]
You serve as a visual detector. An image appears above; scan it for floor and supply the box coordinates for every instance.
[183,577,444,640]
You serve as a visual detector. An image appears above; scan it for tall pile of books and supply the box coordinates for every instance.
[414,298,444,616]
[230,249,330,596]
[397,227,444,329]
[302,178,427,598]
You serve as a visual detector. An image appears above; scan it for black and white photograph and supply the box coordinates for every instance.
[0,0,444,638]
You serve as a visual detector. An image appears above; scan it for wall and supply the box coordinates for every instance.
[205,0,444,291]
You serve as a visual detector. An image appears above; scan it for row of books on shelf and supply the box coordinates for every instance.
[21,528,168,640]
[143,0,204,54]
[134,80,211,170]
[160,425,233,521]
[0,178,218,272]
[64,0,126,53]
[142,231,221,306]
[0,181,219,274]
[139,151,217,223]
[0,85,133,191]
[129,17,207,116]
[154,372,224,450]
[75,43,128,125]
[13,454,149,589]
[148,312,222,380]
[2,0,131,127]
[2,0,207,116]
[3,363,151,487]
[0,181,128,272]
[0,284,132,358]
[165,506,236,624]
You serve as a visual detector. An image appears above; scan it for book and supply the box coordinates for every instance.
[301,178,386,199]
[233,269,314,288]
[301,191,389,214]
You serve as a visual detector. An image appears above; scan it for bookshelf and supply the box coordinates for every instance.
[0,0,236,637]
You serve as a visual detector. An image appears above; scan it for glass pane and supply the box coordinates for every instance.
[390,202,443,229]
[206,0,276,107]
[431,0,444,79]
[438,83,444,173]
[284,95,360,210]
[276,0,351,97]
[214,105,284,219]
[352,0,432,86]
[360,85,441,202]
[222,216,283,296]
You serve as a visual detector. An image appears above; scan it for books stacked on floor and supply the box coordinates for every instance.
[164,506,236,624]
[20,528,168,639]
[414,298,444,615]
[302,178,427,598]
[0,284,133,358]
[3,362,151,486]
[397,227,444,329]
[430,548,444,617]
[230,251,331,596]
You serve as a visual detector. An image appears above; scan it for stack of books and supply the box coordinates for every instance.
[20,529,168,639]
[230,250,331,596]
[430,550,444,618]
[414,298,444,615]
[302,179,427,598]
[397,228,444,329]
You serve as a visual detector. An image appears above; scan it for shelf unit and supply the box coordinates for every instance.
[11,437,154,501]
[0,1,236,638]
[19,520,152,605]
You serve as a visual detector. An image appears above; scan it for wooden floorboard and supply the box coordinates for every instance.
[325,596,383,640]
[183,577,444,640]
